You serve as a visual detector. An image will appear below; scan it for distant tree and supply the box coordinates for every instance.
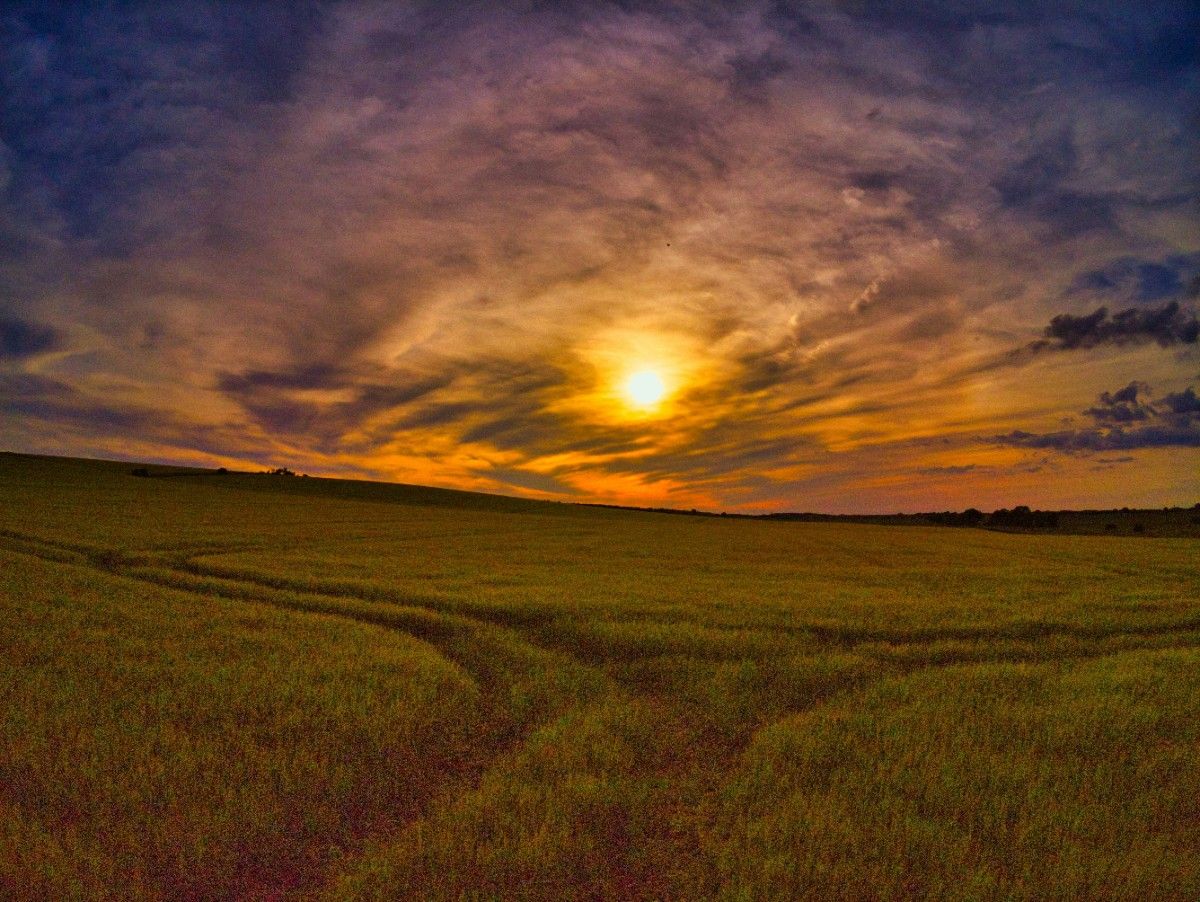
[216,467,228,475]
[921,508,987,527]
[988,506,1057,529]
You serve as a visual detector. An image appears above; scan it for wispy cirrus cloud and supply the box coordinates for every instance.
[1,1,1197,510]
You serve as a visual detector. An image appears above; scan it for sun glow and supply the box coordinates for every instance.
[555,322,712,425]
[624,369,667,408]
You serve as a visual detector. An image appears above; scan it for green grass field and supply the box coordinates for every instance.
[1,453,1197,900]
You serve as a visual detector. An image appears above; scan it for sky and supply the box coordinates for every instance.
[1,1,1198,513]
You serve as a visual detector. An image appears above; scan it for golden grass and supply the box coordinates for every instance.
[0,453,1197,899]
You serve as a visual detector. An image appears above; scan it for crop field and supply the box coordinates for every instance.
[1,453,1198,900]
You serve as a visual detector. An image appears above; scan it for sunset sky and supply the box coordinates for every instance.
[2,2,1197,513]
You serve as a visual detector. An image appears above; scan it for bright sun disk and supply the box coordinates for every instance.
[625,369,667,407]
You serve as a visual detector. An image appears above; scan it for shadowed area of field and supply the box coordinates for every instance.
[1,454,1197,900]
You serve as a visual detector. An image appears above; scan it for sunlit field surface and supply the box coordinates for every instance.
[1,454,1197,900]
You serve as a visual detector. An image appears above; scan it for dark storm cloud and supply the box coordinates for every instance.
[0,317,61,358]
[915,464,977,476]
[1069,254,1200,303]
[217,363,456,443]
[481,466,581,496]
[993,138,1116,236]
[218,365,343,394]
[459,409,570,451]
[997,382,1200,452]
[1084,383,1200,432]
[726,48,791,99]
[1085,382,1152,423]
[0,371,157,432]
[1160,386,1200,417]
[395,403,481,431]
[1029,302,1199,352]
[999,425,1200,452]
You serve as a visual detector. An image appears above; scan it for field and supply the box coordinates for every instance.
[1,453,1198,900]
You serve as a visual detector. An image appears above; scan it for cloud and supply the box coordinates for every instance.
[1000,425,1200,452]
[992,136,1116,236]
[1,371,161,433]
[1028,302,1199,352]
[1,3,1197,510]
[997,382,1200,452]
[480,466,581,497]
[1160,386,1200,417]
[914,464,977,476]
[0,316,61,358]
[1069,254,1199,303]
[1084,381,1153,423]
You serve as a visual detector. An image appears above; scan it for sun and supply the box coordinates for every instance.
[562,325,703,424]
[624,369,667,408]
